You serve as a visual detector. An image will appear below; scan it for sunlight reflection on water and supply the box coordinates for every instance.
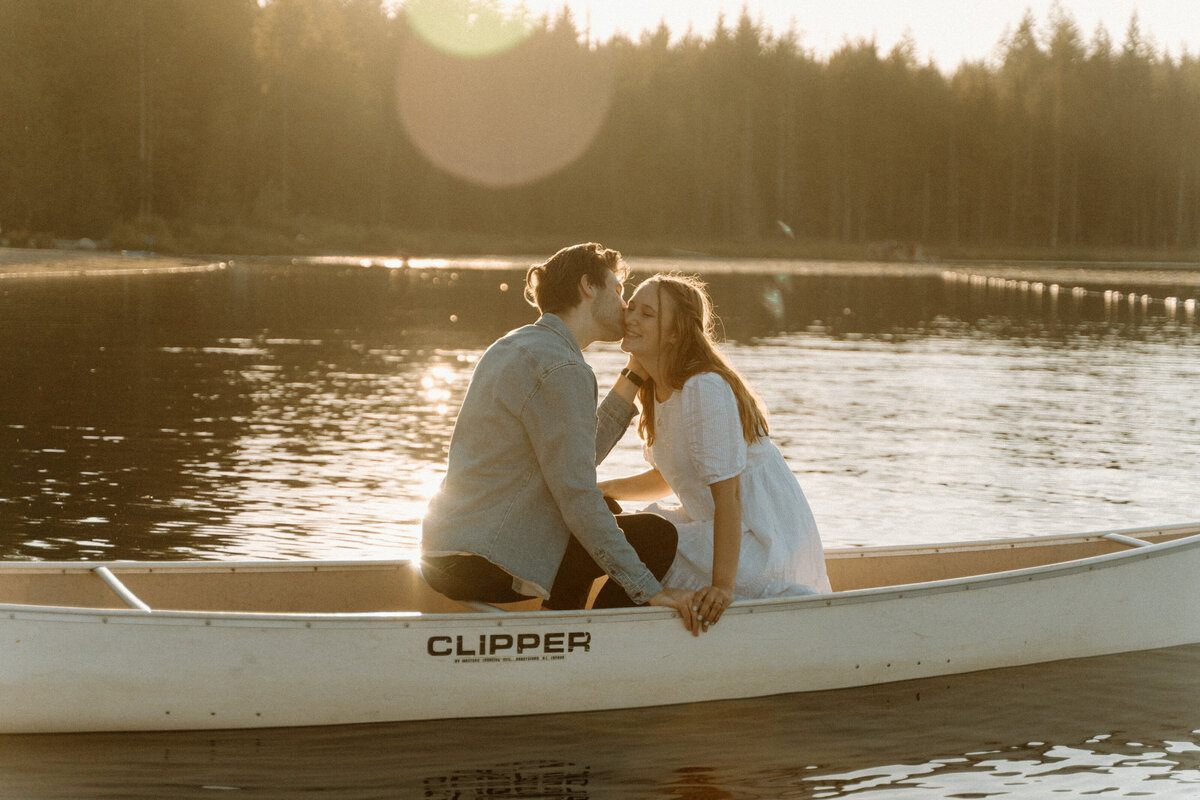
[1,256,1199,560]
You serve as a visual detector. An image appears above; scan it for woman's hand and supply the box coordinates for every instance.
[693,585,734,631]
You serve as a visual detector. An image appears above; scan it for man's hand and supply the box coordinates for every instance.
[648,587,702,635]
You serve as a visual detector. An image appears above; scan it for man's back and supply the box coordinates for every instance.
[424,316,589,548]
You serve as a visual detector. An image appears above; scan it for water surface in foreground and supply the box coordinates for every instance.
[1,645,1197,798]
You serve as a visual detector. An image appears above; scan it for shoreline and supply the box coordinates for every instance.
[2,246,1199,287]
[0,248,226,280]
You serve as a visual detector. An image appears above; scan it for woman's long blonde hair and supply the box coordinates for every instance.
[636,273,769,446]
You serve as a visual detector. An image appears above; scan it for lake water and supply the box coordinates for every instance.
[1,644,1198,799]
[1,251,1198,797]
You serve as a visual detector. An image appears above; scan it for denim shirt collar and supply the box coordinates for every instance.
[535,313,583,359]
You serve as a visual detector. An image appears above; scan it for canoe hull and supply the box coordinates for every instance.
[2,526,1199,733]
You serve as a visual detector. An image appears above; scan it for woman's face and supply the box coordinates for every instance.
[621,282,674,364]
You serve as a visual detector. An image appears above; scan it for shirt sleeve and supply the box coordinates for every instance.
[521,363,663,603]
[682,373,747,485]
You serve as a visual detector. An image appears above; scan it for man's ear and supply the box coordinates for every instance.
[578,273,598,301]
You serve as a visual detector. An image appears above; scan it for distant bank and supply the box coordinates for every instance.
[0,249,226,279]
[1,240,1197,281]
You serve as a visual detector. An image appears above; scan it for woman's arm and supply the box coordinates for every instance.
[598,468,672,502]
[695,475,741,628]
[595,356,651,464]
[610,355,649,405]
[709,475,741,591]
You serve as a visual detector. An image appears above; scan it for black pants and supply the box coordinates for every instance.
[546,512,677,609]
[422,512,677,609]
[421,552,531,604]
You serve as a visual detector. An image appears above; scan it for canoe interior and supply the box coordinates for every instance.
[1,526,1196,615]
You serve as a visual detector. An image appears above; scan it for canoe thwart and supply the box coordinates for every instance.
[92,566,152,613]
[459,600,509,613]
[1101,533,1155,549]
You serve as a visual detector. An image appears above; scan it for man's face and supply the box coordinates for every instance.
[591,269,627,342]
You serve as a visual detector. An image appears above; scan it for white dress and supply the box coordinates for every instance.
[640,372,831,598]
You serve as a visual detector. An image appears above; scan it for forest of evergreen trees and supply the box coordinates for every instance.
[1,0,1198,257]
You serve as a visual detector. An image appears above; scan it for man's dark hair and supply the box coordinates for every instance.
[525,242,626,314]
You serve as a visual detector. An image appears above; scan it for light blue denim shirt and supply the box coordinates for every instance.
[421,313,663,603]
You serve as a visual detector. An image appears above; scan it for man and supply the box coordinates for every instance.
[421,243,699,632]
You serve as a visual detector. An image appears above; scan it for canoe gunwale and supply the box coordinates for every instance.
[824,520,1200,559]
[6,521,1198,576]
[2,526,1197,628]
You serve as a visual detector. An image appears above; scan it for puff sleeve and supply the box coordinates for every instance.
[682,373,747,485]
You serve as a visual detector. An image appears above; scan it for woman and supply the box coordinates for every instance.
[600,274,831,629]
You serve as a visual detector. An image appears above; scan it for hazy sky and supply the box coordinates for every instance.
[517,0,1200,71]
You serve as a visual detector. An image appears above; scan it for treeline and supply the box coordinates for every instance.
[1,0,1198,256]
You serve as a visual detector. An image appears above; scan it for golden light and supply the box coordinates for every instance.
[403,0,534,59]
[396,0,615,188]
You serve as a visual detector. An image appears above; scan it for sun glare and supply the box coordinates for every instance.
[402,0,535,59]
[394,0,615,188]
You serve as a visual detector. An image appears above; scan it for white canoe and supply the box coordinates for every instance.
[2,521,1198,734]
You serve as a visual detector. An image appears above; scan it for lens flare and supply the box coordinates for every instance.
[397,1,614,188]
[403,0,534,59]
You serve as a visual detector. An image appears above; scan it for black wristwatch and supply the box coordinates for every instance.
[620,367,645,388]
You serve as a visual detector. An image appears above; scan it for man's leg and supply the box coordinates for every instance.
[422,554,531,604]
[592,513,677,607]
[545,513,678,609]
